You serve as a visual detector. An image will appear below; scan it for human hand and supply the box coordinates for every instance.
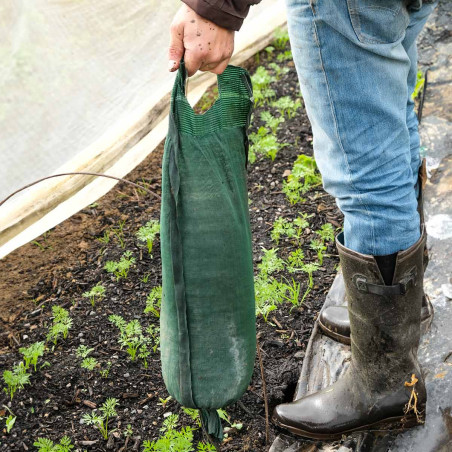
[168,5,235,77]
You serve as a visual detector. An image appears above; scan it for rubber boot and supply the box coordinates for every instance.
[319,160,432,345]
[272,228,427,440]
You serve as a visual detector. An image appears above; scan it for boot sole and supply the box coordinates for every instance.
[319,297,434,346]
[272,412,424,441]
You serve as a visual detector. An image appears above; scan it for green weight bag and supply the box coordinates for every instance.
[160,62,256,440]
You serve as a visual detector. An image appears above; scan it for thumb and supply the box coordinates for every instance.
[168,22,184,72]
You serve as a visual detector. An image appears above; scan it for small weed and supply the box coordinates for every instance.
[46,306,72,345]
[136,220,160,255]
[82,284,106,307]
[104,251,136,280]
[33,435,74,451]
[3,362,31,400]
[157,396,172,408]
[82,397,118,440]
[19,341,45,372]
[144,286,162,317]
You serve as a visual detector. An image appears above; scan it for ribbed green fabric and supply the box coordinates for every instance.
[173,64,253,135]
[160,62,256,441]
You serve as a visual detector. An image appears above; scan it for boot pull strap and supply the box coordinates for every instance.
[353,267,417,296]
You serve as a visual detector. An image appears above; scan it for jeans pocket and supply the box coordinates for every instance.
[346,0,410,44]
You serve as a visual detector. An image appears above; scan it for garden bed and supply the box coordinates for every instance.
[0,33,343,451]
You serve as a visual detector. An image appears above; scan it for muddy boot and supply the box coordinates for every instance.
[272,229,427,440]
[319,292,433,345]
[319,160,432,345]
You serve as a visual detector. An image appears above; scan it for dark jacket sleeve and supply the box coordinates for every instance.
[181,0,262,31]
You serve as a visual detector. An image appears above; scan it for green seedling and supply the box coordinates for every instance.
[82,397,118,440]
[31,231,52,252]
[300,262,320,303]
[136,220,160,255]
[144,286,162,317]
[111,219,126,248]
[269,62,290,80]
[82,284,105,307]
[182,407,202,426]
[46,306,72,345]
[271,217,296,244]
[310,239,327,265]
[81,357,99,371]
[1,406,16,434]
[283,154,322,204]
[96,230,111,245]
[258,248,285,276]
[99,361,112,379]
[273,27,290,50]
[316,223,335,243]
[146,324,160,353]
[161,414,179,433]
[19,341,45,371]
[250,133,283,161]
[3,362,30,400]
[76,345,94,359]
[33,436,74,452]
[282,278,302,308]
[277,50,293,62]
[158,396,172,407]
[272,96,301,119]
[251,66,273,91]
[217,408,244,432]
[260,111,285,135]
[142,426,196,452]
[124,424,133,438]
[255,276,285,321]
[412,70,425,100]
[265,45,275,56]
[287,248,305,274]
[104,250,136,280]
[109,315,155,365]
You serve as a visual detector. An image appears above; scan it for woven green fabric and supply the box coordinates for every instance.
[160,62,256,440]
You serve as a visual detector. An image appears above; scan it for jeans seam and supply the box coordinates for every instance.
[310,9,376,254]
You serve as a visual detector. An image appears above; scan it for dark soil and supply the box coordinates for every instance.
[0,37,343,451]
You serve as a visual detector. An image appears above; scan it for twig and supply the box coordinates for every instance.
[0,171,161,208]
[256,338,270,445]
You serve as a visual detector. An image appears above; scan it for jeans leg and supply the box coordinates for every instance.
[286,0,427,255]
[403,2,438,193]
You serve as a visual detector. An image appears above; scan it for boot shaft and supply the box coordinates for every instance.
[336,228,426,393]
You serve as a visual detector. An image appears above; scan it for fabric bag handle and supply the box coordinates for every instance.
[170,60,253,136]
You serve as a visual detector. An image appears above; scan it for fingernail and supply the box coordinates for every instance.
[168,60,177,71]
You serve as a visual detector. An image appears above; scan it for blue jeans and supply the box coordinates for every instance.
[285,0,437,255]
